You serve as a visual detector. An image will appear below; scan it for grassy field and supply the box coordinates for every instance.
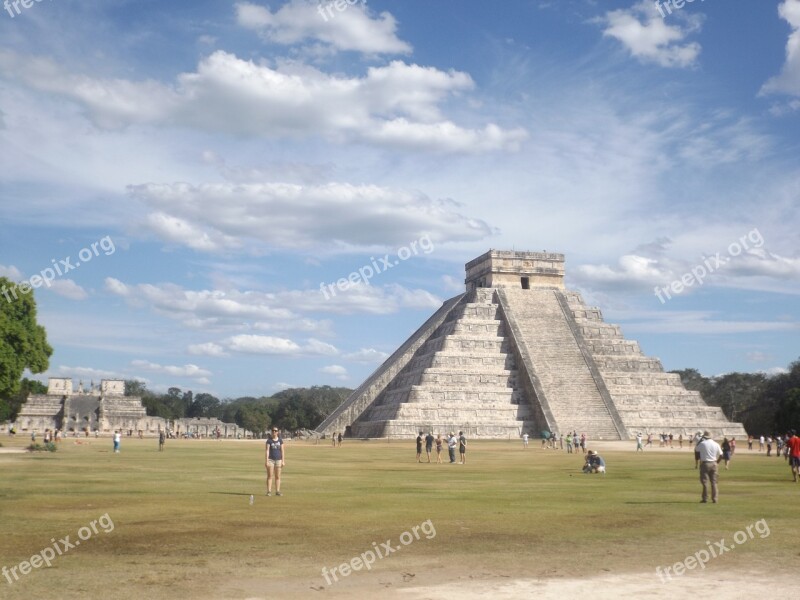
[0,435,796,599]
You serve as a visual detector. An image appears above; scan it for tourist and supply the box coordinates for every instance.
[541,432,549,449]
[766,435,773,457]
[695,431,722,503]
[265,427,285,497]
[645,433,653,447]
[678,433,683,448]
[669,433,674,448]
[425,431,434,463]
[692,431,703,469]
[580,433,587,454]
[44,429,50,444]
[566,432,573,453]
[583,450,606,474]
[331,432,336,447]
[635,432,644,452]
[113,430,121,453]
[747,435,753,450]
[337,432,342,447]
[447,432,457,463]
[730,437,736,458]
[458,431,467,464]
[788,430,800,482]
[435,434,443,463]
[776,435,784,458]
[159,430,166,452]
[721,437,732,470]
[31,430,36,443]
[416,431,424,463]
[522,433,529,449]
[759,435,765,451]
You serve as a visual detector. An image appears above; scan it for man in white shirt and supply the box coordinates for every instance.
[695,431,723,503]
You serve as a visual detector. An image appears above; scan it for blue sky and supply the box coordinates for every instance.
[1,0,798,398]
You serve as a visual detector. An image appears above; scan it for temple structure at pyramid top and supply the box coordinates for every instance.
[317,250,747,440]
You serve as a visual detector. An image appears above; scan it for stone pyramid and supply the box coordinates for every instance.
[317,250,747,440]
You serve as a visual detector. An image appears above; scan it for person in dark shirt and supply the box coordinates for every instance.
[583,450,606,474]
[416,431,424,463]
[425,431,434,463]
[458,431,467,464]
[265,427,286,497]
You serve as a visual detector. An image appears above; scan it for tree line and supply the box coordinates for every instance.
[670,358,800,435]
[124,380,351,436]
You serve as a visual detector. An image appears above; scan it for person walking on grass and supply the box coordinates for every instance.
[435,434,443,463]
[721,437,732,470]
[522,433,529,449]
[113,430,121,453]
[265,427,285,497]
[337,432,342,447]
[425,431,434,463]
[787,430,800,483]
[692,431,703,469]
[416,431,424,463]
[458,431,467,464]
[566,432,573,454]
[696,431,722,503]
[159,430,165,451]
[636,432,644,452]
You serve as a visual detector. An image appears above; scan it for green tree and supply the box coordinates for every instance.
[237,406,270,437]
[774,388,800,432]
[0,277,53,419]
[188,393,221,418]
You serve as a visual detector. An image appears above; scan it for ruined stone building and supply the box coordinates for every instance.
[12,378,246,437]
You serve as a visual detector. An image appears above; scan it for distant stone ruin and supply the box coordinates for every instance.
[317,250,748,440]
[12,378,246,437]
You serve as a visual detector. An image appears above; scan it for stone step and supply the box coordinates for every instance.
[391,372,517,390]
[585,339,643,356]
[571,307,603,321]
[575,323,623,340]
[593,356,663,372]
[379,385,522,405]
[611,392,705,404]
[601,372,683,387]
[407,352,515,371]
[434,320,507,337]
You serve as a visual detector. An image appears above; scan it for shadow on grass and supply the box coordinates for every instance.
[209,492,255,496]
[624,501,697,504]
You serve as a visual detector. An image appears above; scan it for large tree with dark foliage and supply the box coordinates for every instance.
[0,276,52,421]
